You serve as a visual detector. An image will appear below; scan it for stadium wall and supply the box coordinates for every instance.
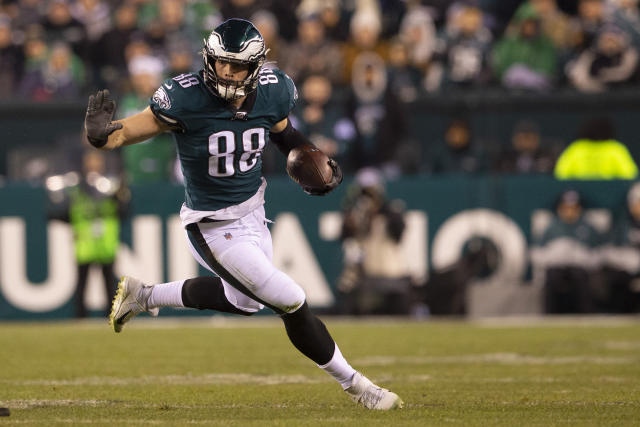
[0,177,632,319]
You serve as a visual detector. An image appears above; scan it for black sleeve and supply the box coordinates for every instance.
[270,118,314,155]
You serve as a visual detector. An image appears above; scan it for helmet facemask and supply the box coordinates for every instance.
[202,19,267,101]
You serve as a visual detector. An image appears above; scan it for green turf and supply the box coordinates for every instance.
[0,317,639,426]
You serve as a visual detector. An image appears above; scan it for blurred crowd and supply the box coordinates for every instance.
[3,0,640,177]
[5,0,640,100]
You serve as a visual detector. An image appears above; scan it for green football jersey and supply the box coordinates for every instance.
[149,68,297,211]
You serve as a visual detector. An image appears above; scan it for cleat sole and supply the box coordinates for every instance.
[109,277,128,333]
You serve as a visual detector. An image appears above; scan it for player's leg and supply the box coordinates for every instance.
[75,263,90,318]
[101,262,117,317]
[251,207,403,409]
[109,227,263,332]
[187,209,403,409]
[109,274,258,332]
[151,276,255,316]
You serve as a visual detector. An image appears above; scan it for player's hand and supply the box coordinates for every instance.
[84,89,123,148]
[305,159,343,196]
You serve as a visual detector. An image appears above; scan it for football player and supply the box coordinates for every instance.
[84,18,403,410]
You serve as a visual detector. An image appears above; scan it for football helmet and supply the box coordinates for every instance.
[202,18,267,100]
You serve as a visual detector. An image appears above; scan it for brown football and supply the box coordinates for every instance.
[286,145,333,190]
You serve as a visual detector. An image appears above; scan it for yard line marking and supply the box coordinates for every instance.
[353,353,638,366]
[0,400,317,410]
[2,371,630,389]
[1,373,442,388]
[602,341,640,350]
[0,418,259,425]
[1,373,330,386]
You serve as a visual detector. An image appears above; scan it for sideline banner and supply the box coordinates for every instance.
[0,176,632,319]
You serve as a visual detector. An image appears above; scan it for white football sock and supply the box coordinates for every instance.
[318,343,357,389]
[148,280,185,308]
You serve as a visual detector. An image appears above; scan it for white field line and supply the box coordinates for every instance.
[0,374,429,387]
[0,417,236,425]
[470,315,640,328]
[353,353,638,366]
[0,399,310,410]
[2,398,635,414]
[603,340,640,350]
[1,372,632,389]
[3,315,639,331]
[1,373,330,387]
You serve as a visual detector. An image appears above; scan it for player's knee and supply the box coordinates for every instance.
[259,270,306,314]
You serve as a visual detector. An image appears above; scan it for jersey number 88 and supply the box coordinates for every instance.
[208,128,265,177]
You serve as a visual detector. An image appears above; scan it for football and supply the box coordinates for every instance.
[286,145,333,191]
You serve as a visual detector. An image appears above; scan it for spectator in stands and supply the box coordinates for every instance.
[528,0,576,52]
[93,2,139,89]
[601,181,640,312]
[566,24,640,92]
[341,9,389,85]
[165,37,195,77]
[345,52,408,175]
[317,0,350,42]
[71,0,111,44]
[118,55,175,184]
[19,41,85,102]
[136,0,219,43]
[429,118,486,174]
[21,26,48,72]
[142,0,200,60]
[387,37,423,103]
[428,4,493,91]
[573,0,607,51]
[123,37,154,73]
[398,3,437,75]
[554,117,638,179]
[71,0,111,88]
[609,0,640,48]
[531,189,602,313]
[182,0,222,41]
[283,15,343,84]
[251,10,287,67]
[41,0,88,62]
[492,3,557,91]
[281,14,343,84]
[292,74,355,167]
[7,0,43,30]
[337,168,411,315]
[0,15,24,99]
[494,120,558,174]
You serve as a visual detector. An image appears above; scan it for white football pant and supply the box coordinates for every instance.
[185,205,306,314]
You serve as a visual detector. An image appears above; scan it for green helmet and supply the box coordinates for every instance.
[202,18,267,100]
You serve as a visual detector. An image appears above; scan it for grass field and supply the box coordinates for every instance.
[1,316,639,426]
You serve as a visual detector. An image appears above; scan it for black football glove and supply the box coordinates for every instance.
[304,159,343,196]
[84,89,122,148]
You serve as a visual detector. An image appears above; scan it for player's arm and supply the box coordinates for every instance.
[84,89,171,150]
[270,117,343,195]
[269,117,311,154]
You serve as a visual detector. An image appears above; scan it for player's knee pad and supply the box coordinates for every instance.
[257,270,306,314]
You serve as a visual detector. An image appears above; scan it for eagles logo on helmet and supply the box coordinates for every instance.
[202,18,267,101]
